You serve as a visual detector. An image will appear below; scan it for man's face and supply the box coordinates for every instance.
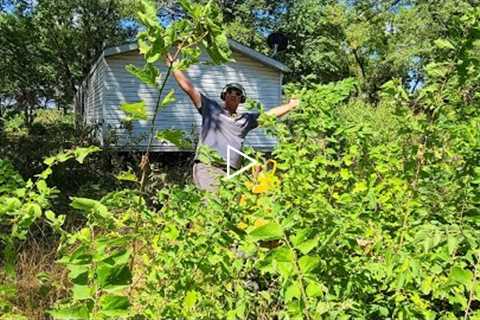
[224,88,242,112]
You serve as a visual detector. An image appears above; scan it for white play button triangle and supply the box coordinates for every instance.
[226,145,258,179]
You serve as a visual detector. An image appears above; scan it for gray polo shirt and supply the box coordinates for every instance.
[195,94,260,169]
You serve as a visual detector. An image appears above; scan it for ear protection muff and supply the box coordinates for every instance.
[220,82,247,103]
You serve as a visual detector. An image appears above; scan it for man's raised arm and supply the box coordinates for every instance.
[265,98,300,118]
[166,54,202,110]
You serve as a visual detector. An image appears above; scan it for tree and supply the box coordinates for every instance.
[33,0,139,111]
[0,0,138,128]
[0,8,56,127]
[218,0,477,103]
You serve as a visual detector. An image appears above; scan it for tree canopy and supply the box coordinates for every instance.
[0,0,137,126]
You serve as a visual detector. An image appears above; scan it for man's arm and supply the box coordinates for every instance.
[166,54,202,109]
[265,98,300,118]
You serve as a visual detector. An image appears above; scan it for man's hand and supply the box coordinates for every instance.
[287,98,300,109]
[265,97,300,118]
[165,53,174,67]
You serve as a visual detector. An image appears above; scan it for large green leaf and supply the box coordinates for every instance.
[48,305,90,320]
[96,263,132,290]
[138,36,151,56]
[298,255,320,274]
[306,280,324,298]
[66,264,89,284]
[249,222,284,241]
[98,295,130,317]
[70,197,111,220]
[284,281,301,302]
[290,228,319,255]
[72,285,92,301]
[448,265,473,286]
[156,129,192,149]
[74,146,101,164]
[125,63,159,87]
[120,101,148,121]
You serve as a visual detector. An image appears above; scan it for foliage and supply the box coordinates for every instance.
[0,0,138,127]
[120,0,232,189]
[45,69,478,318]
[222,0,479,102]
[40,5,480,318]
[0,146,100,274]
[0,9,56,127]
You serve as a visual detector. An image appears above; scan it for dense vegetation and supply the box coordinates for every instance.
[1,0,479,319]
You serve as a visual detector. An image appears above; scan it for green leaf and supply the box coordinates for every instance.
[109,249,131,266]
[137,0,160,29]
[146,50,162,64]
[48,305,90,319]
[72,285,92,301]
[164,224,179,240]
[183,290,198,310]
[70,197,111,219]
[57,151,75,163]
[116,170,138,182]
[36,167,53,180]
[298,255,320,274]
[120,101,148,121]
[138,36,151,55]
[45,210,56,222]
[290,228,311,246]
[214,33,231,61]
[421,276,433,295]
[1,197,21,214]
[296,238,319,255]
[74,146,101,164]
[270,247,294,263]
[306,280,324,298]
[161,89,176,107]
[196,144,225,166]
[36,179,49,194]
[249,222,284,241]
[156,129,192,149]
[257,247,293,277]
[96,263,132,289]
[447,236,459,256]
[352,181,368,193]
[434,38,455,50]
[43,156,56,166]
[67,264,89,284]
[125,63,159,87]
[26,203,42,219]
[98,295,130,317]
[449,265,473,286]
[290,229,319,255]
[178,0,193,14]
[284,281,301,302]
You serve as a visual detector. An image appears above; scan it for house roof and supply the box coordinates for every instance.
[103,39,291,73]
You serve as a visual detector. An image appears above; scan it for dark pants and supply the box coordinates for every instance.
[192,162,227,192]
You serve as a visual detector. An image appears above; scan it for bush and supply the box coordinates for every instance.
[45,76,479,319]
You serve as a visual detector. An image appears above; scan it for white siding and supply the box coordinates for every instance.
[103,50,281,151]
[80,56,106,143]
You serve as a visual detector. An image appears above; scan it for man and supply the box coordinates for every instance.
[167,54,299,192]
